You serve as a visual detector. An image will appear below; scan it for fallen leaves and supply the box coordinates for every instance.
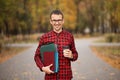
[91,46,120,70]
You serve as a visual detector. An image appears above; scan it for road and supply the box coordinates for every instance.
[0,38,120,80]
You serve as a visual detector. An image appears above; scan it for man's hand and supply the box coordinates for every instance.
[42,64,54,74]
[63,49,73,59]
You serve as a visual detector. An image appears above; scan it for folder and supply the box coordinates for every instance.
[40,43,59,73]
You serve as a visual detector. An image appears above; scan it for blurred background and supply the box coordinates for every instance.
[0,0,120,41]
[0,0,120,65]
[0,1,120,80]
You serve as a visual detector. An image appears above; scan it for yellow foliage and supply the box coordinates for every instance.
[58,0,77,30]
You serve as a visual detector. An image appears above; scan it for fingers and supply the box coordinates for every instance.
[63,49,73,58]
[47,70,54,74]
[48,64,53,68]
[48,70,54,74]
[47,64,54,74]
[42,64,54,74]
[64,53,70,58]
[63,49,70,53]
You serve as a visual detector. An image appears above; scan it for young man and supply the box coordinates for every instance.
[34,9,78,80]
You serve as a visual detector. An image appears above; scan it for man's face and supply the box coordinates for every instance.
[50,14,64,32]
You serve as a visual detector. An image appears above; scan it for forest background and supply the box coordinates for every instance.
[0,0,120,36]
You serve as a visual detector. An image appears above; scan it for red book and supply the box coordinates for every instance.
[43,52,55,71]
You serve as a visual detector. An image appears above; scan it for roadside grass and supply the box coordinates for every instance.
[73,33,102,39]
[0,33,42,63]
[93,34,120,43]
[0,47,29,63]
[91,46,120,70]
[7,33,43,43]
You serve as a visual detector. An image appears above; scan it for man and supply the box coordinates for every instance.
[34,9,78,80]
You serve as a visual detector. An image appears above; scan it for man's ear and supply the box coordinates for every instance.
[50,19,52,24]
[62,19,64,24]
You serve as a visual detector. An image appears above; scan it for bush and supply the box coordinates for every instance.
[0,40,2,53]
[105,34,120,43]
[0,35,4,53]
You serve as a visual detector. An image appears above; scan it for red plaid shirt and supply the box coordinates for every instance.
[34,30,78,80]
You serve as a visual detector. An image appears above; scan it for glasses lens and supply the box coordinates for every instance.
[51,19,63,23]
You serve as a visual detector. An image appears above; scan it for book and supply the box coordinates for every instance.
[40,43,59,73]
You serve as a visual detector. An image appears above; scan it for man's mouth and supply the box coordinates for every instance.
[55,24,60,27]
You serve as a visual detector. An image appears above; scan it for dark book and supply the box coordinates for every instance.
[40,43,59,73]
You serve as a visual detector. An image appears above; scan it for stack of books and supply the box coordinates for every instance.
[40,43,59,73]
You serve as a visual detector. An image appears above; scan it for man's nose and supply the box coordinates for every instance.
[55,21,59,24]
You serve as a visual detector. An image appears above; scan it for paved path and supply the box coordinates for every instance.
[0,38,120,80]
[72,38,120,80]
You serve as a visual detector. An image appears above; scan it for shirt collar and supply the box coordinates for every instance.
[52,29,64,35]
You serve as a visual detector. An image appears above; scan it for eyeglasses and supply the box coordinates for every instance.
[51,19,63,23]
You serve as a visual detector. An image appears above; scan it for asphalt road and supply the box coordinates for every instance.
[0,38,120,80]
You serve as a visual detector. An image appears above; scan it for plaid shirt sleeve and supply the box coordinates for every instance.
[34,35,44,71]
[70,35,78,61]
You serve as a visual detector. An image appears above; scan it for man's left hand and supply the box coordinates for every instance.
[63,49,73,59]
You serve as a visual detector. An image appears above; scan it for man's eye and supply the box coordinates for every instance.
[52,19,62,21]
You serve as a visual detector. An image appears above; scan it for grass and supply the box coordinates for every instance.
[73,33,102,39]
[0,47,29,63]
[91,46,120,70]
[92,34,120,43]
[0,33,40,63]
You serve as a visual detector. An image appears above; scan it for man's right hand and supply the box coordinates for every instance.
[42,64,54,74]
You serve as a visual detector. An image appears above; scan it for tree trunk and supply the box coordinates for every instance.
[4,20,9,37]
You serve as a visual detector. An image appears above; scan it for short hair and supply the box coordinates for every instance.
[50,9,64,19]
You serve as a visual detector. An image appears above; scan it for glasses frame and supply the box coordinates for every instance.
[51,19,63,23]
